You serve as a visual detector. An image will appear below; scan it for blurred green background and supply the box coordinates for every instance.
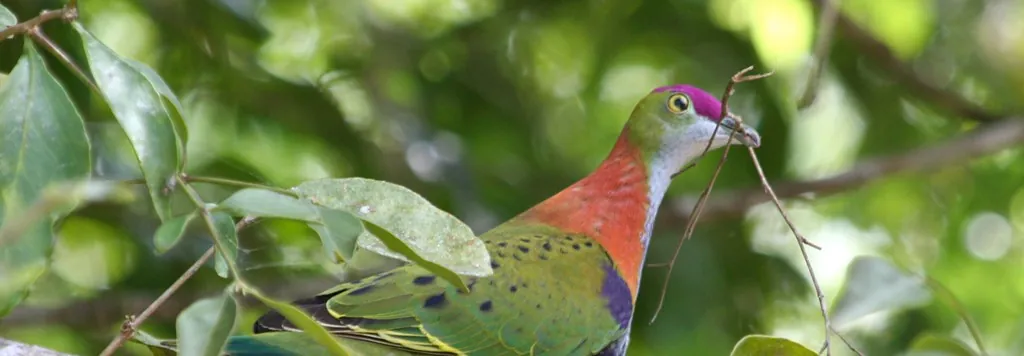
[1,0,1022,355]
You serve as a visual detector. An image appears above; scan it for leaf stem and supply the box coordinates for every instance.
[27,27,101,94]
[183,175,298,197]
[177,175,244,277]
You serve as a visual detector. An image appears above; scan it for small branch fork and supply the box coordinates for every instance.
[0,1,101,92]
[97,207,260,356]
[647,67,861,356]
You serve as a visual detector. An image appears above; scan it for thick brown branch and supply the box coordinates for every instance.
[671,118,1024,222]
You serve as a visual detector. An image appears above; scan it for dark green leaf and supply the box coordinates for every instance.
[216,188,317,221]
[74,23,180,221]
[0,43,91,316]
[241,282,350,356]
[154,212,196,254]
[362,220,468,293]
[0,4,16,27]
[906,333,978,356]
[832,256,932,326]
[729,335,816,356]
[311,206,363,262]
[175,292,237,356]
[208,211,239,278]
[293,178,491,277]
[128,60,188,162]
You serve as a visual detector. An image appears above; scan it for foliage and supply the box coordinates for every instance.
[0,0,1022,355]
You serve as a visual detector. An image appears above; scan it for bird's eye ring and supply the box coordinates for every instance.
[667,94,690,114]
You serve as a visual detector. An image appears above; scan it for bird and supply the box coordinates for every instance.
[224,84,761,356]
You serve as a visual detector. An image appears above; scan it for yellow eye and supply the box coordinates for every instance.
[667,94,690,113]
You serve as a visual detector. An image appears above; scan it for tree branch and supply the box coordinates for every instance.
[810,0,1001,122]
[0,5,78,42]
[670,118,1024,223]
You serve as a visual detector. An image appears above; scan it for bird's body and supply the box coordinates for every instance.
[226,84,761,356]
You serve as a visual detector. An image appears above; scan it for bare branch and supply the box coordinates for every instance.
[670,118,1024,223]
[745,145,835,355]
[810,0,1000,122]
[797,0,841,108]
[97,247,217,356]
[0,5,78,42]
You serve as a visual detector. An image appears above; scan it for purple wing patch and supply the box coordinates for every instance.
[601,264,634,329]
[653,84,724,121]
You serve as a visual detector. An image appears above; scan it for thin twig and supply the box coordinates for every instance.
[183,174,299,197]
[0,5,78,41]
[831,325,864,356]
[27,27,100,94]
[98,207,258,356]
[97,247,216,356]
[649,67,776,323]
[745,146,835,356]
[797,0,841,109]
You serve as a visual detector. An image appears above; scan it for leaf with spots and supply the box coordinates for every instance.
[0,43,91,317]
[729,335,816,356]
[292,178,491,277]
[74,23,181,221]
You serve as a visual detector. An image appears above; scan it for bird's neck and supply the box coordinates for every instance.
[516,129,673,299]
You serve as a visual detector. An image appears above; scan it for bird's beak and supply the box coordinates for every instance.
[719,115,761,148]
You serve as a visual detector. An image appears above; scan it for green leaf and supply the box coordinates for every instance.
[293,178,491,277]
[154,212,196,254]
[729,335,816,356]
[0,4,16,27]
[362,220,468,293]
[127,59,188,165]
[311,206,363,262]
[906,333,978,356]
[129,330,178,356]
[831,256,932,326]
[217,188,317,221]
[74,22,180,221]
[241,283,350,356]
[0,43,91,316]
[208,211,239,278]
[175,292,237,356]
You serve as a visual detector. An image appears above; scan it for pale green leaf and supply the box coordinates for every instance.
[127,59,188,151]
[729,335,816,356]
[311,206,363,262]
[832,256,932,326]
[175,292,237,356]
[154,212,196,254]
[0,4,16,27]
[292,178,491,277]
[362,220,468,292]
[0,43,91,316]
[74,23,180,221]
[129,329,178,356]
[208,211,239,278]
[241,283,350,356]
[906,333,978,356]
[217,188,317,221]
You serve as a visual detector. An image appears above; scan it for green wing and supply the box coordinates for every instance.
[254,224,629,356]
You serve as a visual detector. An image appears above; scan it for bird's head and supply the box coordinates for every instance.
[624,84,761,177]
